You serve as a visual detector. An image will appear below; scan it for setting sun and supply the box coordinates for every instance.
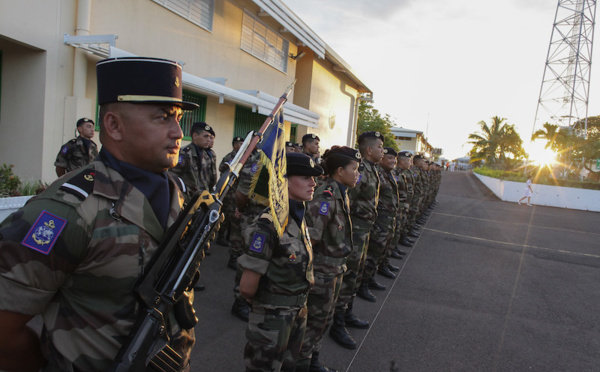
[528,141,557,167]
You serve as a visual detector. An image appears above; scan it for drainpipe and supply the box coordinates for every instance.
[350,93,373,146]
[73,0,91,97]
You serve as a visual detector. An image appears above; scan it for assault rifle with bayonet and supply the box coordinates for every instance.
[110,82,295,372]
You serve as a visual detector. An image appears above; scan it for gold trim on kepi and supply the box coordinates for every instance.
[96,57,199,110]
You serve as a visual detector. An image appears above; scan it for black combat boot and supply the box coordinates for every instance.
[408,230,420,238]
[400,237,414,247]
[227,254,238,271]
[357,280,378,301]
[231,297,250,321]
[391,250,405,259]
[367,277,386,291]
[329,309,357,349]
[344,300,369,329]
[309,351,339,372]
[377,265,396,279]
[387,262,400,272]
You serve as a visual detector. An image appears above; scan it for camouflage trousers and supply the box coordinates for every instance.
[337,218,373,308]
[392,205,409,245]
[407,197,422,231]
[297,271,343,368]
[232,208,264,299]
[364,215,395,280]
[245,301,308,372]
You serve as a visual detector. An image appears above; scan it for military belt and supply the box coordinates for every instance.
[255,291,308,307]
[313,254,346,267]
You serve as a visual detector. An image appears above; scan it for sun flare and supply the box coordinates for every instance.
[528,141,557,167]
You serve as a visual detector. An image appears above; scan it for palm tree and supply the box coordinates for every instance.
[468,116,525,169]
[531,123,560,150]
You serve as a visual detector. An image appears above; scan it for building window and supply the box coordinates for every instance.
[152,0,214,31]
[181,90,207,140]
[395,136,413,141]
[234,105,267,137]
[241,10,289,73]
[289,124,298,143]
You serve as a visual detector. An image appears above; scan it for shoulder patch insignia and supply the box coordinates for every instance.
[251,163,258,173]
[21,210,67,255]
[178,154,184,165]
[61,145,69,154]
[319,202,330,215]
[356,174,362,184]
[358,162,365,171]
[323,185,334,197]
[60,169,95,201]
[250,232,267,253]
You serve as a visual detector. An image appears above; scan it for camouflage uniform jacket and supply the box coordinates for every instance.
[348,159,380,222]
[393,168,408,203]
[219,149,238,212]
[0,161,193,372]
[411,166,423,200]
[170,144,216,196]
[219,149,238,175]
[375,165,399,229]
[54,136,98,173]
[402,168,415,204]
[305,179,353,276]
[238,210,314,296]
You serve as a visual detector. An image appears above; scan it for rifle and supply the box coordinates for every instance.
[110,81,295,372]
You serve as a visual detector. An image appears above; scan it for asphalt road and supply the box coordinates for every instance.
[191,171,600,371]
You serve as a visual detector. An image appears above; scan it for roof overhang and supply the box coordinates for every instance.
[103,45,320,128]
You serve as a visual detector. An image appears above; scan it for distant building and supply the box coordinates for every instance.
[390,127,440,159]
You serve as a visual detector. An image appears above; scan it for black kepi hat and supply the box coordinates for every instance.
[287,153,324,177]
[96,57,198,110]
[398,151,413,158]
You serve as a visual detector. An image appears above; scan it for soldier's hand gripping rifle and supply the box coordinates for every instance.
[110,81,295,372]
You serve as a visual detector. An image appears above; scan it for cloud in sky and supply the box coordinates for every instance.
[282,0,600,159]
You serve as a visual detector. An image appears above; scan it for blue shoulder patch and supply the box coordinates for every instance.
[61,145,69,154]
[356,174,362,183]
[21,211,67,255]
[319,202,330,215]
[250,232,266,253]
[251,163,258,173]
[178,154,184,165]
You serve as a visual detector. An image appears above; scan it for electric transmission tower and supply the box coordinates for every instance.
[533,0,597,137]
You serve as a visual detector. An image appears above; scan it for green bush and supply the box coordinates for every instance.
[0,163,22,197]
[473,166,600,190]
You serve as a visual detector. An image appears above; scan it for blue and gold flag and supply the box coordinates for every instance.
[249,111,288,236]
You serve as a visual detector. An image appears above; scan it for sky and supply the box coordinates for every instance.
[281,0,600,160]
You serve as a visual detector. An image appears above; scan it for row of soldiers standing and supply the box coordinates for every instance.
[51,114,443,372]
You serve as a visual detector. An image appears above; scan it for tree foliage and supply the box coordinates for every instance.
[467,116,526,170]
[356,100,399,151]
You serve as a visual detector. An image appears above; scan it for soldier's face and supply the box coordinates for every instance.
[305,140,319,155]
[399,157,411,170]
[381,154,397,172]
[192,131,212,148]
[338,160,360,188]
[288,175,316,202]
[115,103,183,173]
[78,122,95,139]
[368,139,384,162]
[233,142,242,151]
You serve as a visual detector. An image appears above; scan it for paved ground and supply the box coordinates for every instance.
[191,171,600,371]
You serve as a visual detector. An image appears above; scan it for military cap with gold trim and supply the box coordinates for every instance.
[398,151,413,158]
[96,57,198,110]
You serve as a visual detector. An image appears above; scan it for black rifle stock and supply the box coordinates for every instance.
[110,81,295,372]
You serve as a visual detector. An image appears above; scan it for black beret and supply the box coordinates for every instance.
[358,131,384,144]
[287,153,324,177]
[327,146,362,161]
[232,136,243,144]
[302,133,320,143]
[285,141,295,147]
[96,57,198,110]
[413,154,426,161]
[383,147,398,157]
[77,117,94,127]
[191,122,214,136]
[398,151,413,158]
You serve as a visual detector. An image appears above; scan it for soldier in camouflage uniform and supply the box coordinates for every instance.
[0,57,199,372]
[230,149,267,320]
[54,117,99,177]
[406,154,426,239]
[330,131,384,350]
[298,146,361,372]
[302,133,320,162]
[239,153,323,372]
[170,122,217,200]
[217,136,244,251]
[362,148,399,289]
[395,151,416,251]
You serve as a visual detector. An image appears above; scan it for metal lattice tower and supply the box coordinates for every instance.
[533,0,597,136]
